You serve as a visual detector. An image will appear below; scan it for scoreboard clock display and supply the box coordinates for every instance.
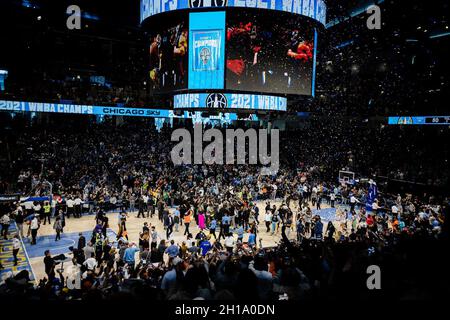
[425,116,450,124]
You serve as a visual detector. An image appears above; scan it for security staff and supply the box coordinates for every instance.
[43,201,51,225]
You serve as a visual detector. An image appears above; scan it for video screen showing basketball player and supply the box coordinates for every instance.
[149,19,188,92]
[226,10,315,95]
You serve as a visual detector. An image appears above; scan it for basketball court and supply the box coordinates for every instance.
[2,199,343,282]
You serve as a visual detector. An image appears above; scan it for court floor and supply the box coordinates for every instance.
[0,223,34,281]
[4,200,340,282]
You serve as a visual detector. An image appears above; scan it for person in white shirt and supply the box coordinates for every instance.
[33,202,42,218]
[0,213,11,240]
[372,199,381,213]
[83,253,98,271]
[24,201,34,216]
[142,194,149,216]
[224,234,235,253]
[14,205,25,238]
[51,199,57,217]
[311,186,318,207]
[110,195,117,211]
[303,185,308,195]
[391,204,399,216]
[30,216,39,245]
[330,193,336,208]
[264,210,272,233]
[349,195,359,212]
[66,197,74,218]
[74,197,82,218]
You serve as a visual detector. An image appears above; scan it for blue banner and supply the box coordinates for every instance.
[188,11,226,89]
[0,100,169,117]
[141,0,327,25]
[20,196,52,205]
[174,93,287,111]
[0,99,259,122]
[192,30,221,71]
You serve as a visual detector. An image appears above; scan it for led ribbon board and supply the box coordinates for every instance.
[0,100,259,121]
[388,116,450,125]
[173,93,287,111]
[140,0,327,26]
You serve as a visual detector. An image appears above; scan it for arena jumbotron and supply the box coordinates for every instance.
[0,0,449,315]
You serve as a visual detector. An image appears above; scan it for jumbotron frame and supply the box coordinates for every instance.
[140,0,326,113]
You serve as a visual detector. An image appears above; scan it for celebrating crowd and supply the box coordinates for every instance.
[0,0,448,304]
[0,118,447,301]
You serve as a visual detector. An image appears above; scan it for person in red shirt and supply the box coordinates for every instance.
[366,214,375,231]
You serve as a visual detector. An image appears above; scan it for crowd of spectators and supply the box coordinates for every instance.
[0,79,151,108]
[0,118,448,301]
[0,0,448,304]
[0,189,446,301]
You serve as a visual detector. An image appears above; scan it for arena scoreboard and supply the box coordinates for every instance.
[388,116,450,125]
[141,0,327,25]
[174,93,287,111]
[141,0,326,112]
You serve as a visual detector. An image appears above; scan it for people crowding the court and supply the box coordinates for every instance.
[0,166,446,300]
[0,121,447,300]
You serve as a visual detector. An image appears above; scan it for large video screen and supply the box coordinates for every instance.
[226,10,315,95]
[148,16,188,92]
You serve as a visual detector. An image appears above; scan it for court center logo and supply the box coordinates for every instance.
[206,93,227,109]
[189,0,228,8]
